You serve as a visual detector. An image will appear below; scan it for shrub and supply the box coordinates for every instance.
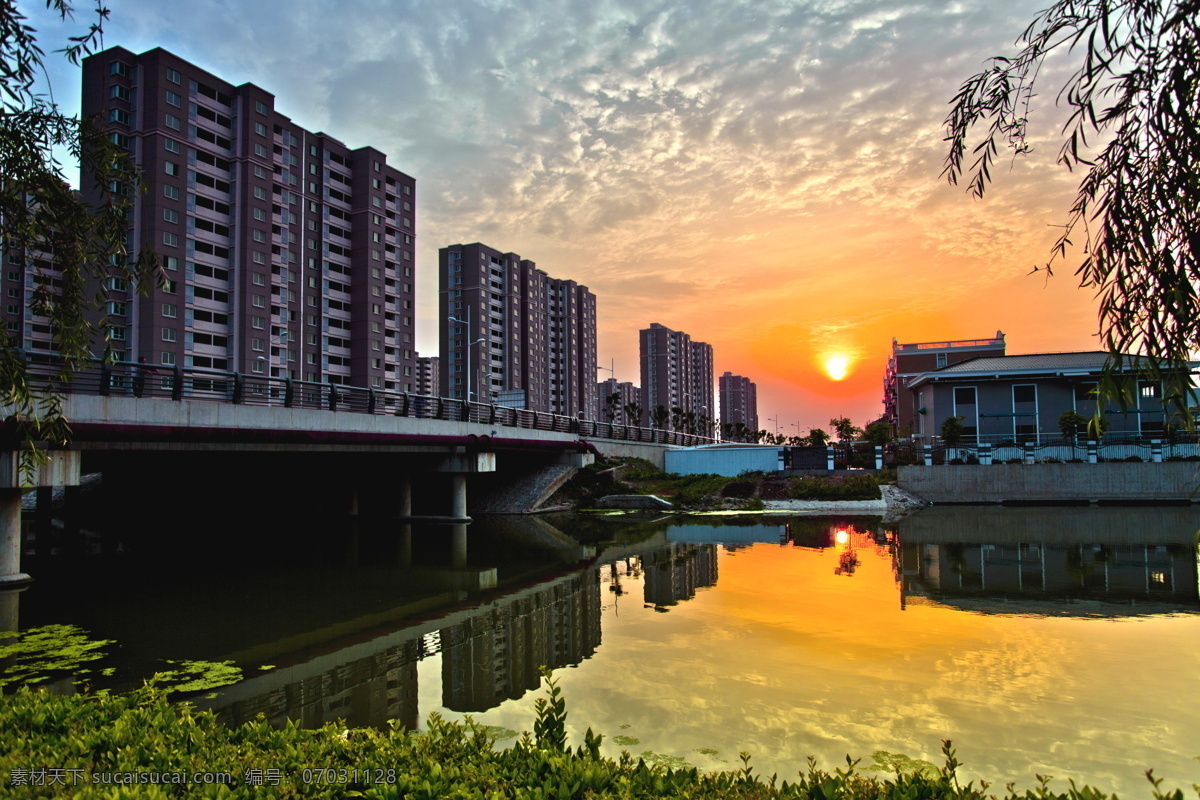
[789,474,881,501]
[1123,455,1144,462]
[720,480,757,499]
[876,467,898,484]
[619,458,667,481]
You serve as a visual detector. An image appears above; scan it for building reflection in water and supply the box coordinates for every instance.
[205,541,719,728]
[894,506,1200,607]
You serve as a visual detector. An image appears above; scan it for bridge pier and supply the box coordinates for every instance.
[0,451,81,587]
[0,489,28,588]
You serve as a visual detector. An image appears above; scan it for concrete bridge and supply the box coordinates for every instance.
[1,360,711,588]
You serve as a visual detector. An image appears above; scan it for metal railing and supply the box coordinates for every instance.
[907,436,1200,465]
[16,355,718,447]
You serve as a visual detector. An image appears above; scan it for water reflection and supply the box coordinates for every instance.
[896,506,1200,609]
[9,505,1200,795]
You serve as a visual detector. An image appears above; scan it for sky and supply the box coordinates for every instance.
[26,0,1105,432]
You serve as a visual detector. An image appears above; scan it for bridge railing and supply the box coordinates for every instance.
[18,354,717,447]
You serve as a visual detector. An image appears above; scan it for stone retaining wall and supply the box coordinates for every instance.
[898,462,1200,503]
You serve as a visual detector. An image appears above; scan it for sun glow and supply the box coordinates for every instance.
[824,355,850,381]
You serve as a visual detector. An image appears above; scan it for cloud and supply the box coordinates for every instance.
[27,0,1101,426]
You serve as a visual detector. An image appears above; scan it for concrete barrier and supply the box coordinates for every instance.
[898,462,1200,503]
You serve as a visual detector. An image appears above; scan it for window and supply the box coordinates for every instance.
[165,161,179,176]
[162,303,177,318]
[165,113,181,130]
[252,273,265,286]
[162,328,177,342]
[109,85,130,101]
[253,208,267,221]
[161,352,175,366]
[253,252,265,264]
[1013,385,1037,404]
[252,360,264,374]
[108,108,130,125]
[251,316,265,329]
[254,165,268,180]
[163,185,179,200]
[253,186,267,200]
[109,61,129,77]
[165,90,181,107]
[255,122,268,136]
[162,232,178,247]
[164,256,178,271]
[163,208,179,223]
[254,143,268,158]
[106,301,126,317]
[253,229,266,242]
[166,67,182,84]
[372,303,381,314]
[252,295,265,308]
[164,139,180,154]
[255,100,268,114]
[252,338,264,351]
[1140,381,1160,399]
[163,279,176,295]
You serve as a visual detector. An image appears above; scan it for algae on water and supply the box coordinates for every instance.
[0,624,113,689]
[150,660,243,694]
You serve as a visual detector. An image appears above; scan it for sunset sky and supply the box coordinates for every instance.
[31,0,1105,431]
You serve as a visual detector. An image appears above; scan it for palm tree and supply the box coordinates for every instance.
[624,401,644,427]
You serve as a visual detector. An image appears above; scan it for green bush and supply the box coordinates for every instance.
[789,474,881,501]
[0,674,1181,800]
[720,480,757,499]
[670,474,730,507]
[620,457,668,481]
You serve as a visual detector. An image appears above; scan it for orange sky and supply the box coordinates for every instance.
[37,0,1106,430]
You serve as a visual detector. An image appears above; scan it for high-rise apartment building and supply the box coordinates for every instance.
[414,354,440,397]
[70,46,417,388]
[718,372,758,432]
[639,323,714,421]
[438,243,596,416]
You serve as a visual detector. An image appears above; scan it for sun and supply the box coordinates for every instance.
[824,355,850,381]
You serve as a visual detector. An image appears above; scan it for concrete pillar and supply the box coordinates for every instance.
[0,586,20,635]
[1087,440,1098,464]
[874,446,883,470]
[398,523,412,569]
[1151,440,1163,463]
[980,443,993,466]
[0,490,31,588]
[922,445,933,466]
[398,476,412,518]
[450,474,467,520]
[450,522,468,569]
[826,447,835,471]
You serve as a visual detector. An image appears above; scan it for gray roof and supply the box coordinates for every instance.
[907,351,1197,388]
[935,351,1114,373]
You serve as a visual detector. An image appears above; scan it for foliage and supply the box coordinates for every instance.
[670,474,733,507]
[619,457,667,481]
[941,415,967,447]
[790,474,882,501]
[1,0,160,479]
[943,0,1200,427]
[862,420,892,446]
[3,683,1182,800]
[1058,410,1089,441]
[807,427,831,447]
[720,480,757,499]
[830,417,862,442]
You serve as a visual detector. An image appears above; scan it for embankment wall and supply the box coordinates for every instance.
[898,462,1200,503]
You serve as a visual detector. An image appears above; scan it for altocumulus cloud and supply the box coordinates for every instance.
[31,0,1096,420]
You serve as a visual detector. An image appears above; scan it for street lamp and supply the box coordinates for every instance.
[447,308,485,404]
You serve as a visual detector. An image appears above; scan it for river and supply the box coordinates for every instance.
[8,505,1200,795]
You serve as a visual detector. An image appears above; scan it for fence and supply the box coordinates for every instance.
[14,355,718,447]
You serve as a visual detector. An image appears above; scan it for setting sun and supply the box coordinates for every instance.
[824,355,850,381]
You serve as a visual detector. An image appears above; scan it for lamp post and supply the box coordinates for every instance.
[447,308,485,404]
